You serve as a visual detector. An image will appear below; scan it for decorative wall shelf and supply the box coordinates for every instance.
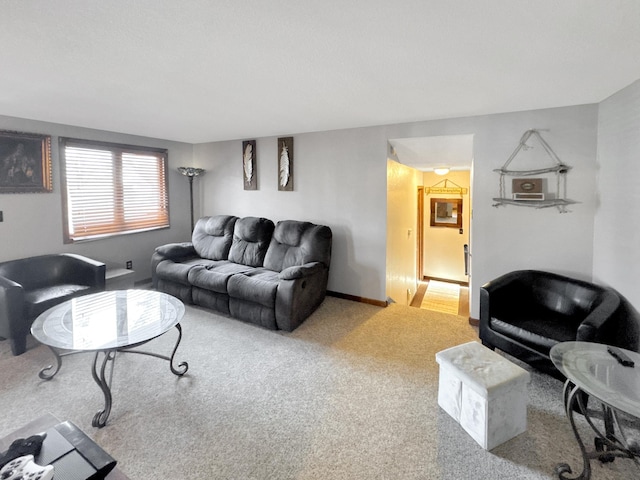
[493,165,570,176]
[491,198,575,208]
[492,129,575,212]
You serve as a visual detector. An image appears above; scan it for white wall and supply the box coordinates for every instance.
[468,106,599,288]
[0,103,600,313]
[593,79,640,306]
[0,115,194,282]
[194,104,599,317]
[386,159,421,305]
[193,128,388,300]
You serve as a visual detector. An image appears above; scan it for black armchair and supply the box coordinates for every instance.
[0,253,106,356]
[479,270,621,379]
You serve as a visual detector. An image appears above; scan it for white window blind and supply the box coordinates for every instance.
[60,138,169,243]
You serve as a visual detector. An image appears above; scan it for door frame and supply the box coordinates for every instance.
[417,186,424,280]
[418,176,471,285]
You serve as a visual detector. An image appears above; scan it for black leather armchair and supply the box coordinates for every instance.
[479,270,621,379]
[0,254,106,356]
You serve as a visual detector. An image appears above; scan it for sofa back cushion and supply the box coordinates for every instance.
[0,254,89,291]
[192,215,238,261]
[228,217,275,267]
[488,270,604,322]
[264,220,332,272]
[530,274,602,319]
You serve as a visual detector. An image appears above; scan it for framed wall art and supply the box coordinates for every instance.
[242,140,257,190]
[278,137,293,191]
[430,198,462,228]
[0,130,52,193]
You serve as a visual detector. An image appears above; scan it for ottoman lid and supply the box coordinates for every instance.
[435,341,530,396]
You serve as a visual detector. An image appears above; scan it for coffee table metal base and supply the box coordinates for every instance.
[38,324,188,428]
[555,380,640,480]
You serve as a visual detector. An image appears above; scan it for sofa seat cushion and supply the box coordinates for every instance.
[229,298,277,330]
[192,287,231,315]
[24,284,93,319]
[157,280,193,305]
[156,258,216,286]
[490,307,582,353]
[227,268,279,308]
[188,262,255,294]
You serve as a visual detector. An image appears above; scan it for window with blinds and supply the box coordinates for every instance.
[60,138,169,243]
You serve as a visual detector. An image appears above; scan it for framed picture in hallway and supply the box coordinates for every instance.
[430,198,462,228]
[0,130,52,193]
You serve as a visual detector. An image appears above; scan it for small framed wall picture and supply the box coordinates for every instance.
[278,137,293,191]
[512,177,544,200]
[242,140,257,190]
[430,198,463,228]
[0,130,52,193]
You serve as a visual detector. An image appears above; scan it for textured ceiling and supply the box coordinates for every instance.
[1,0,639,144]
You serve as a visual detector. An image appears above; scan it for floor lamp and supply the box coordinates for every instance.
[178,167,205,231]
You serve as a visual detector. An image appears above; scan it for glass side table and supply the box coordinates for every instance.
[550,341,640,480]
[31,290,188,428]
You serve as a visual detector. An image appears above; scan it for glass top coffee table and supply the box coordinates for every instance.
[550,341,640,479]
[31,289,188,428]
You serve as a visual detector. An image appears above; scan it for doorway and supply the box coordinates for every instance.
[420,169,470,284]
[388,134,473,314]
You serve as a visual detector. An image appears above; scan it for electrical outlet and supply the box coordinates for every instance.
[126,260,133,269]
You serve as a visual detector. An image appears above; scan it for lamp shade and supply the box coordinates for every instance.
[178,167,205,177]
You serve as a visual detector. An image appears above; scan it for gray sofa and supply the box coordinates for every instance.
[0,253,106,355]
[151,215,332,331]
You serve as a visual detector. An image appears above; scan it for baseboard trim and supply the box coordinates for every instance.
[410,282,428,308]
[327,290,387,307]
[468,317,479,327]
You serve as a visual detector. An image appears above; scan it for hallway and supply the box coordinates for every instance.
[411,279,469,317]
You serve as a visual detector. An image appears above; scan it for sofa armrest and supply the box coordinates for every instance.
[482,271,532,308]
[155,242,196,260]
[151,243,197,289]
[61,253,106,290]
[479,286,492,333]
[576,289,621,341]
[276,264,329,331]
[479,271,530,331]
[0,275,25,338]
[0,275,22,290]
[279,262,324,280]
[481,270,530,294]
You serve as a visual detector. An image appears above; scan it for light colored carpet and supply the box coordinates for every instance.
[421,280,460,315]
[0,296,637,479]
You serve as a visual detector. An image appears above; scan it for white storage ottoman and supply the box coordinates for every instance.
[435,341,530,450]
